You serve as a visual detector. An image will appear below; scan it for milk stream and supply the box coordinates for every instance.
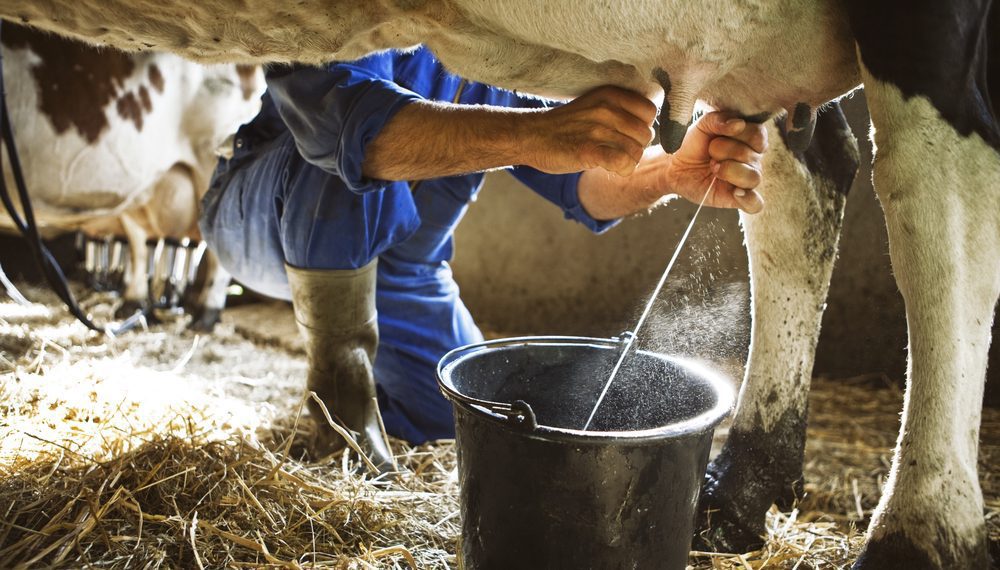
[581,177,718,431]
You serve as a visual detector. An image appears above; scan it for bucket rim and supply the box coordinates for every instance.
[437,335,735,441]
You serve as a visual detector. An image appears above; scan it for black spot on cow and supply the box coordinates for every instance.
[846,0,1000,151]
[785,102,816,152]
[740,111,772,125]
[2,23,135,143]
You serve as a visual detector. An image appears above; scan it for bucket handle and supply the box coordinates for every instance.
[437,335,626,431]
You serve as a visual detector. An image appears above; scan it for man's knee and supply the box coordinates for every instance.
[200,151,293,299]
[374,344,456,443]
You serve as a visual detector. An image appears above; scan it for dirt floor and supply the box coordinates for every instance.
[0,286,997,569]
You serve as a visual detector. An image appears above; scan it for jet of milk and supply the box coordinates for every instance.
[582,177,718,431]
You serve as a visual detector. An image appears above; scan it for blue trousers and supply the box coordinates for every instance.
[200,131,483,444]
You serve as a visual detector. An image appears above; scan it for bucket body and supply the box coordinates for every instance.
[437,337,734,570]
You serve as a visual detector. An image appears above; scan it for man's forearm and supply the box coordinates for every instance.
[362,86,660,182]
[362,100,538,180]
[576,147,671,221]
[364,97,668,220]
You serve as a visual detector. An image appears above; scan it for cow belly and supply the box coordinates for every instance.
[447,0,859,106]
[5,1,861,112]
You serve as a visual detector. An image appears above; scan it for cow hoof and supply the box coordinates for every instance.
[115,299,155,321]
[693,410,807,554]
[852,531,990,570]
[693,488,766,554]
[187,307,221,332]
[694,457,771,553]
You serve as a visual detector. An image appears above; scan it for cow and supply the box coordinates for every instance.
[0,23,263,329]
[0,1,996,568]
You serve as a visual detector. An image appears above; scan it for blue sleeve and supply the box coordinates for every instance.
[508,90,556,111]
[264,53,422,193]
[508,167,620,234]
[500,91,618,233]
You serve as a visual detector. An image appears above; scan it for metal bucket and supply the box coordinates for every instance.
[437,336,734,570]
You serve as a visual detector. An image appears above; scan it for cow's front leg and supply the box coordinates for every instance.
[116,212,152,319]
[850,69,999,570]
[695,104,859,552]
[184,247,230,332]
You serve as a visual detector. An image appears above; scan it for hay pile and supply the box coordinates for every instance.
[0,425,458,568]
[1,289,997,568]
[0,427,458,568]
[0,291,457,568]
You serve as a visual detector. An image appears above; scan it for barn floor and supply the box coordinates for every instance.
[0,287,997,569]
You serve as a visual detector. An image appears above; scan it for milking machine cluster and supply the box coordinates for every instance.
[75,233,208,313]
[76,234,128,292]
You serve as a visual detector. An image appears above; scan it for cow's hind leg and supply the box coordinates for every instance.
[695,103,859,552]
[850,69,999,570]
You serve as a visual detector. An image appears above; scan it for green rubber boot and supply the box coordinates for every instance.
[286,260,395,473]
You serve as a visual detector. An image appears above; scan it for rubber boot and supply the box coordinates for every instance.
[285,260,395,473]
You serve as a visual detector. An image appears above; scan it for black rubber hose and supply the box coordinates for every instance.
[0,20,104,333]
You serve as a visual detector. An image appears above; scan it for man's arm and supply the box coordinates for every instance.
[365,86,768,219]
[362,86,658,181]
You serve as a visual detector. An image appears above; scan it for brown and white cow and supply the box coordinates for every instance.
[0,1,997,568]
[0,24,262,329]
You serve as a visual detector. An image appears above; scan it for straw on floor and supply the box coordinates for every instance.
[1,290,997,569]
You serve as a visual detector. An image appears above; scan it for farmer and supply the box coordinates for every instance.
[200,46,767,470]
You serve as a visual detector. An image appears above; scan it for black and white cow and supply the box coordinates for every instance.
[0,1,996,567]
[0,24,262,328]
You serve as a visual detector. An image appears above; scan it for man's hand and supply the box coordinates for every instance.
[665,111,768,214]
[523,86,658,177]
[576,109,769,220]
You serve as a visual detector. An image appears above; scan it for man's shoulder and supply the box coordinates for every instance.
[388,46,456,99]
[391,45,444,76]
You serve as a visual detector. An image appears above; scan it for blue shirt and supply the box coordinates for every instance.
[261,47,618,236]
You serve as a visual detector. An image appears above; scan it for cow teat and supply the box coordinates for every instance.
[783,103,817,153]
[652,66,696,154]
